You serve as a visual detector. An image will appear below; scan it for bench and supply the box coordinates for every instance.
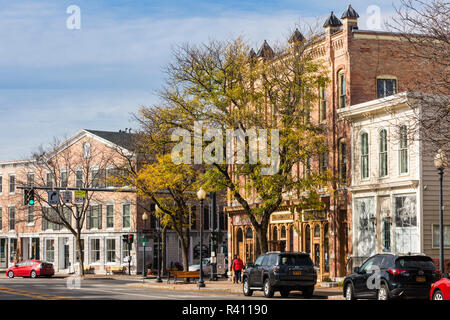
[105,266,125,275]
[167,271,200,283]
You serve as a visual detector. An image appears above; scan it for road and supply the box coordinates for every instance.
[0,277,338,300]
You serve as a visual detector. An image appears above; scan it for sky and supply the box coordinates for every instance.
[0,0,401,161]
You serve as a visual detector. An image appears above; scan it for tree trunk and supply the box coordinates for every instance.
[161,227,167,276]
[76,233,84,277]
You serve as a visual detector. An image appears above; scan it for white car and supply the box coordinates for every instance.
[188,258,211,275]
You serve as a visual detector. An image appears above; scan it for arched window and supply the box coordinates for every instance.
[338,138,347,182]
[245,227,253,239]
[338,70,346,108]
[314,224,321,238]
[360,132,369,179]
[273,226,278,241]
[379,129,388,177]
[305,225,311,254]
[237,228,243,242]
[281,226,286,238]
[83,142,91,159]
[399,125,408,174]
[289,227,294,252]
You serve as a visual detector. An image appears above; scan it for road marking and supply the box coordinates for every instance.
[0,286,77,300]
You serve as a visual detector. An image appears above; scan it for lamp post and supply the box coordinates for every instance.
[142,212,148,283]
[434,149,448,274]
[197,187,206,288]
[155,204,162,283]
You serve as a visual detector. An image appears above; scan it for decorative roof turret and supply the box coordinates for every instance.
[289,28,305,43]
[257,40,274,59]
[341,4,359,19]
[323,11,343,27]
[248,48,256,59]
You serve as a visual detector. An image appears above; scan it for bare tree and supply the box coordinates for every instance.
[387,0,450,153]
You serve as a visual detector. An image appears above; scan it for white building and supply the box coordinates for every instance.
[338,92,450,269]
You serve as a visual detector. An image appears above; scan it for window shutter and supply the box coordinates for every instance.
[86,206,91,230]
[98,205,102,229]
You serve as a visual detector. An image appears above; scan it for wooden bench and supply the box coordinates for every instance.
[167,271,200,283]
[105,266,125,275]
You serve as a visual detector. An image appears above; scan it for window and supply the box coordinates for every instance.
[305,225,311,254]
[90,238,100,263]
[27,173,34,187]
[27,206,34,224]
[281,226,286,239]
[254,255,264,266]
[289,227,294,252]
[0,207,2,229]
[45,239,55,262]
[9,175,15,193]
[60,171,68,188]
[379,129,388,177]
[106,168,119,187]
[190,206,196,230]
[319,86,327,122]
[91,169,105,188]
[314,224,320,237]
[75,239,84,262]
[75,170,83,188]
[360,255,382,272]
[382,218,392,252]
[360,132,369,179]
[0,176,2,193]
[399,125,408,174]
[319,152,328,173]
[432,225,450,248]
[304,156,311,177]
[106,239,116,263]
[87,205,102,229]
[106,205,114,228]
[63,206,71,227]
[8,207,15,231]
[338,139,347,182]
[122,204,131,228]
[46,172,54,188]
[338,70,346,108]
[324,224,329,272]
[9,239,17,263]
[203,205,210,231]
[377,78,397,98]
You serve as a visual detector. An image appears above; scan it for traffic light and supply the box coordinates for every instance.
[122,235,128,243]
[128,234,134,244]
[24,189,35,206]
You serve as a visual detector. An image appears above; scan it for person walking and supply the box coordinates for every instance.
[232,254,244,284]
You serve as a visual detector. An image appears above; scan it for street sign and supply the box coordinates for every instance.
[74,190,87,204]
[62,191,72,204]
[138,238,150,243]
[47,191,60,205]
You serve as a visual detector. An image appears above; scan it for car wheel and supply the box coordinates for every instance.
[7,271,14,279]
[30,270,37,279]
[263,278,274,298]
[345,283,356,300]
[433,289,444,301]
[243,278,253,296]
[280,289,290,298]
[303,286,314,298]
[377,283,390,300]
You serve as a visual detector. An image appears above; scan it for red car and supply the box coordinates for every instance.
[6,260,54,278]
[430,274,450,300]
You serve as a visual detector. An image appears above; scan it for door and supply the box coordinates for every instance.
[31,238,40,260]
[353,255,382,297]
[249,255,264,287]
[14,261,26,276]
[64,244,70,269]
[0,239,6,269]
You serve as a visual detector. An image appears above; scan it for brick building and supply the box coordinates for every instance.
[227,4,439,280]
[0,129,227,274]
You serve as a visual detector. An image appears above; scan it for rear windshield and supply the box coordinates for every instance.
[279,254,313,266]
[395,256,436,270]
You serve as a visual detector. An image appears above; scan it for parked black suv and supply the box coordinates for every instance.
[343,253,441,300]
[242,252,317,298]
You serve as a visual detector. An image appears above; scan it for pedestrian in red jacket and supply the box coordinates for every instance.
[232,255,244,283]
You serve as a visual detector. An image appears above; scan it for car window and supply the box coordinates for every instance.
[261,255,270,266]
[280,254,313,266]
[254,255,264,266]
[360,256,382,272]
[268,254,278,266]
[395,256,436,270]
[380,255,395,269]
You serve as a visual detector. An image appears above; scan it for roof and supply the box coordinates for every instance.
[341,4,359,19]
[257,40,275,59]
[323,11,342,27]
[289,28,305,43]
[84,129,135,150]
[248,48,256,59]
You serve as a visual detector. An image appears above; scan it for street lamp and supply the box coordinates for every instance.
[154,204,162,283]
[434,149,448,274]
[142,212,148,283]
[197,187,207,288]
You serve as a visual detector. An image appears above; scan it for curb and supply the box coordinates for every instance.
[126,283,241,294]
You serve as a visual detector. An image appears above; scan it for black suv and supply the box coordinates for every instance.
[242,252,317,298]
[343,253,441,300]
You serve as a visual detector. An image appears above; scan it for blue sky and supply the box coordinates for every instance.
[0,0,400,161]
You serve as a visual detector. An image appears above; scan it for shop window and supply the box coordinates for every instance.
[281,226,286,239]
[273,226,278,241]
[305,225,311,254]
[289,227,294,252]
[314,224,321,238]
[246,227,253,239]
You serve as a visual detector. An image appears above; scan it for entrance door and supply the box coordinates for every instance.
[0,239,6,269]
[31,238,40,260]
[64,244,70,269]
[314,244,320,268]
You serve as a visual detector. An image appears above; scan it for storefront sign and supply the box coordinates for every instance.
[232,214,251,225]
[270,212,294,223]
[302,210,327,222]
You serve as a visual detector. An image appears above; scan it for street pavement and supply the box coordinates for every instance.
[0,274,344,300]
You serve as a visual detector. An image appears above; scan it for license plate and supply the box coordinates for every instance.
[416,276,426,282]
[293,271,302,275]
